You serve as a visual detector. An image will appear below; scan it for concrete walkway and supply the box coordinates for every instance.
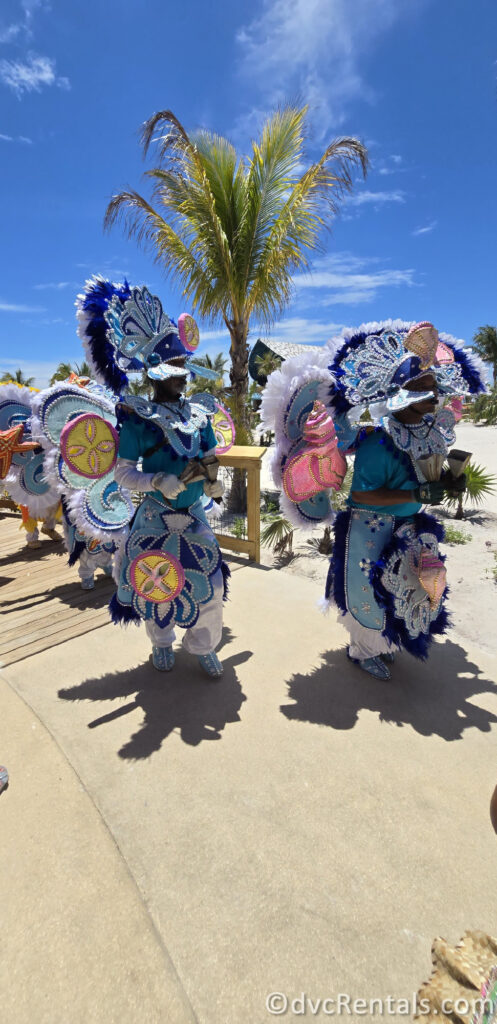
[1,558,497,1022]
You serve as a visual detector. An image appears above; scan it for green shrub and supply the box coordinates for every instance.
[443,525,472,545]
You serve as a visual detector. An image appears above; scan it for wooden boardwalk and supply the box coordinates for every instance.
[0,511,114,667]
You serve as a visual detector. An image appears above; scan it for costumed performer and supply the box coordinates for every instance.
[260,320,487,682]
[76,277,233,678]
[326,320,487,679]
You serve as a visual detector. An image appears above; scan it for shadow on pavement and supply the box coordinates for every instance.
[58,627,250,759]
[281,638,497,741]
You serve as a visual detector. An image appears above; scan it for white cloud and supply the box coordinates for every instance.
[235,0,422,136]
[33,281,73,291]
[293,252,417,306]
[0,131,33,143]
[412,220,437,236]
[0,54,70,97]
[346,189,406,207]
[0,23,23,43]
[0,300,45,312]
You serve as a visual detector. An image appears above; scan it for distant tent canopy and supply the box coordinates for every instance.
[248,338,324,385]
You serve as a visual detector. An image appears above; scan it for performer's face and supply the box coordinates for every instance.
[404,372,439,417]
[153,360,187,402]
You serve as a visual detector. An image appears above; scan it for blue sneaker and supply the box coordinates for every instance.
[197,652,223,678]
[347,648,391,680]
[152,646,175,671]
[80,577,95,590]
[103,564,113,577]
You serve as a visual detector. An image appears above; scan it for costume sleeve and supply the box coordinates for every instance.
[200,420,217,454]
[114,458,156,492]
[351,436,389,491]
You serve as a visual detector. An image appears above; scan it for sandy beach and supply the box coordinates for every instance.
[259,422,497,656]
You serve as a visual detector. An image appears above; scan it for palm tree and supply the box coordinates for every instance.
[127,372,151,397]
[104,105,368,429]
[255,350,282,384]
[473,325,497,383]
[1,368,35,386]
[186,352,228,399]
[49,360,91,385]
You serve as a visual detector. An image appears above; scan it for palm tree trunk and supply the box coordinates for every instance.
[228,320,250,432]
[226,319,250,512]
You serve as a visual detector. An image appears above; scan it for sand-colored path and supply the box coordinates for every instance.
[1,555,497,1022]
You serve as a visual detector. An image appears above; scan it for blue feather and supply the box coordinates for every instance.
[80,277,131,394]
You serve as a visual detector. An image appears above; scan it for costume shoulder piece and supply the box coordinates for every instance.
[260,346,348,529]
[31,380,134,542]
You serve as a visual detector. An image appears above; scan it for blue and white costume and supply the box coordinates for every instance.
[262,319,488,677]
[74,276,233,674]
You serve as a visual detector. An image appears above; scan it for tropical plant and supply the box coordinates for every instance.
[49,360,91,385]
[1,368,35,386]
[254,350,282,384]
[127,372,151,397]
[187,352,227,399]
[469,386,497,426]
[473,325,497,383]
[442,525,472,545]
[443,461,497,519]
[104,105,368,430]
[261,511,294,555]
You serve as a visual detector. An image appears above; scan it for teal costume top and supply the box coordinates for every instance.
[118,412,217,510]
[348,429,421,518]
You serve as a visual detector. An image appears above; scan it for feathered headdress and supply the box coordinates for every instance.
[76,276,218,394]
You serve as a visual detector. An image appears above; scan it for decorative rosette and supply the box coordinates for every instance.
[32,382,134,542]
[112,502,222,629]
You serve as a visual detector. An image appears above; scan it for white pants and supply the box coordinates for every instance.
[78,548,113,582]
[342,612,396,661]
[145,568,224,656]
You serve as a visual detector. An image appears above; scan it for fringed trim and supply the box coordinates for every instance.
[68,538,86,567]
[108,592,141,626]
[220,561,229,598]
[327,508,351,612]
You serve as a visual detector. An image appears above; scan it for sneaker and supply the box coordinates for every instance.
[347,648,391,680]
[0,766,8,794]
[102,564,114,577]
[152,646,175,671]
[197,651,223,678]
[26,539,42,549]
[41,527,62,542]
[80,577,95,590]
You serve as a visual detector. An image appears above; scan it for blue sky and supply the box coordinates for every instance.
[0,0,496,386]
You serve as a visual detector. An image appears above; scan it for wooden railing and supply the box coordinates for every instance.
[215,446,267,562]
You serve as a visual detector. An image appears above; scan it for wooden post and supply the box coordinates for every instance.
[215,446,266,562]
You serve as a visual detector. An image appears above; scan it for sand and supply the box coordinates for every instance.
[259,422,497,656]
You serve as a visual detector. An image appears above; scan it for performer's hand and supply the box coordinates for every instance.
[413,480,446,505]
[441,469,467,495]
[204,479,224,499]
[152,473,186,500]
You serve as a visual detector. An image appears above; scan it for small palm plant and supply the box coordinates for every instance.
[443,461,497,519]
[261,513,294,555]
